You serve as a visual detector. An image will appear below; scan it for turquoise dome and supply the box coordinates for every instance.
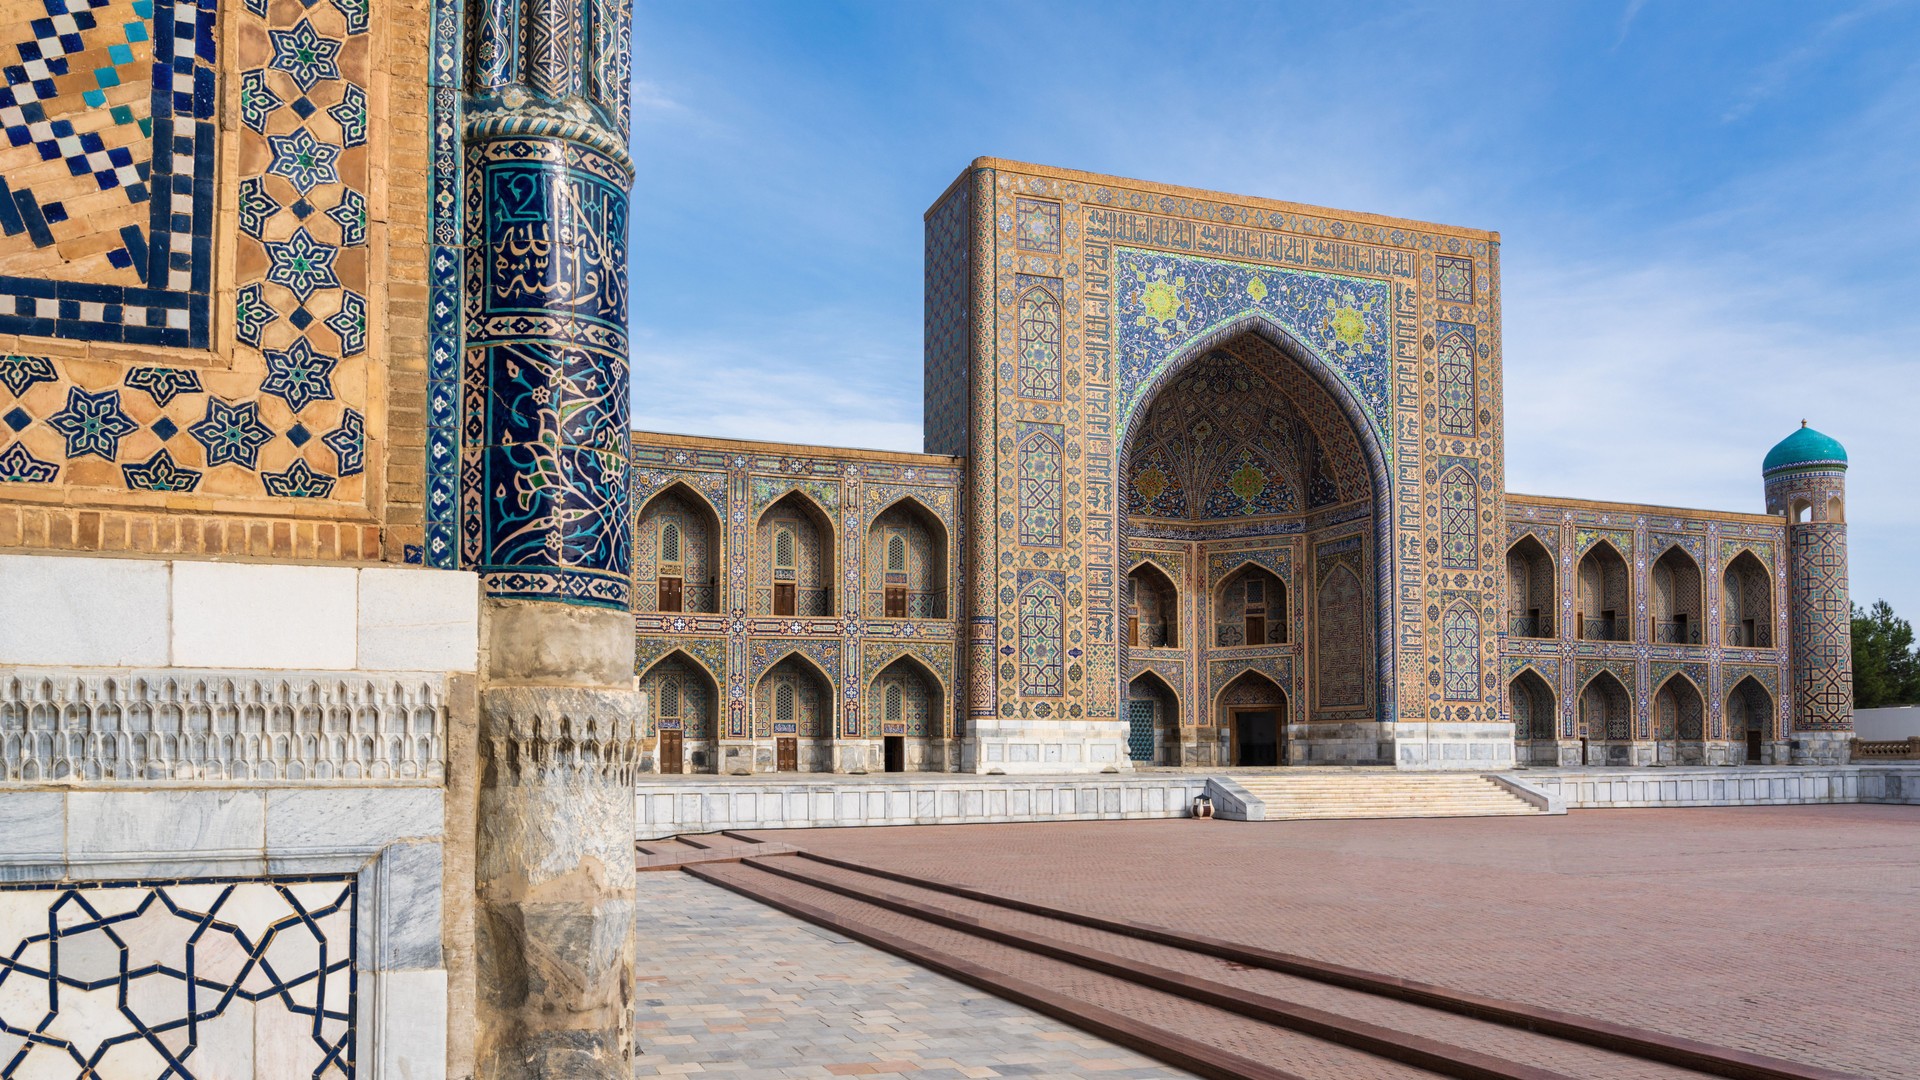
[1763,423,1847,476]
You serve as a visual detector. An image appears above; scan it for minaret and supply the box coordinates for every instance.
[461,0,640,1076]
[1762,421,1853,764]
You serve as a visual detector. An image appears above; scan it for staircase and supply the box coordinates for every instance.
[1227,771,1542,820]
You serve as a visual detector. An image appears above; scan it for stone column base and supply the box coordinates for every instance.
[1791,731,1853,765]
[961,719,1130,774]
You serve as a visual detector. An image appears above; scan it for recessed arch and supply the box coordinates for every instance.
[756,490,837,617]
[1115,315,1394,722]
[1214,668,1287,767]
[1652,672,1706,762]
[1575,540,1631,642]
[1509,667,1557,743]
[1726,676,1775,764]
[867,495,949,620]
[1213,562,1287,647]
[1578,669,1633,763]
[638,649,721,773]
[1127,560,1180,649]
[1126,669,1182,766]
[1506,533,1555,639]
[636,482,722,614]
[754,651,836,765]
[1650,545,1704,644]
[1722,550,1774,648]
[867,652,943,742]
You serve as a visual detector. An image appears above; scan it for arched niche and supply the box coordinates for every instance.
[755,653,834,771]
[1506,534,1555,639]
[1722,552,1774,648]
[867,498,948,620]
[756,491,836,617]
[1578,670,1633,766]
[639,651,720,774]
[636,484,721,613]
[1215,669,1286,767]
[1650,546,1703,645]
[1127,561,1180,649]
[1575,543,1630,642]
[1653,674,1705,765]
[1125,670,1181,765]
[1726,677,1774,765]
[1214,563,1286,647]
[1510,668,1557,743]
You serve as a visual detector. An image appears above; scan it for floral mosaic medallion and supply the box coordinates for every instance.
[0,875,357,1078]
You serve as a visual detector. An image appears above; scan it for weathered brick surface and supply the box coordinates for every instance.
[634,873,1195,1078]
[754,805,1920,1079]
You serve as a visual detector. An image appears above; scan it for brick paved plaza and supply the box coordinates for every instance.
[634,873,1192,1078]
[641,804,1919,1077]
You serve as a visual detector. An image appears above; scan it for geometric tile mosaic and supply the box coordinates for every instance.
[0,875,356,1079]
[0,0,214,348]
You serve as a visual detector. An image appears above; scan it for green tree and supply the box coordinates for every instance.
[1852,601,1920,707]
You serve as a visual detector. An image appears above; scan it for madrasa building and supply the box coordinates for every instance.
[630,159,1856,778]
[0,0,1862,1067]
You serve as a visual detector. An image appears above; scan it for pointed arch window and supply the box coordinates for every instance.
[1440,466,1477,570]
[1017,282,1062,400]
[887,533,906,573]
[775,681,795,725]
[1018,584,1064,697]
[774,527,796,571]
[659,675,681,720]
[885,683,903,723]
[1436,326,1476,437]
[1442,604,1480,701]
[660,520,681,565]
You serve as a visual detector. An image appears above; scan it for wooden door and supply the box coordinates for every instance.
[885,586,907,618]
[658,730,682,774]
[774,583,796,616]
[1233,709,1279,766]
[776,737,797,771]
[1746,728,1763,763]
[1244,613,1265,645]
[659,577,682,612]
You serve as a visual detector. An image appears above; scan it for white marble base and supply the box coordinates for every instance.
[635,773,1208,838]
[961,719,1131,774]
[1514,765,1920,808]
[1391,722,1517,770]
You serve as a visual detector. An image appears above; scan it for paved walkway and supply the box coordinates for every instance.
[750,804,1920,1079]
[633,873,1194,1078]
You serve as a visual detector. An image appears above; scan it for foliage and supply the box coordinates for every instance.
[1852,601,1920,708]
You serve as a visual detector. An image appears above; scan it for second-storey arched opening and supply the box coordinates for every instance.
[1575,543,1630,642]
[1650,546,1704,645]
[1722,551,1773,648]
[867,498,948,620]
[637,484,721,613]
[1506,534,1555,639]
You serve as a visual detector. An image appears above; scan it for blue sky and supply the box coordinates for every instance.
[628,1,1920,617]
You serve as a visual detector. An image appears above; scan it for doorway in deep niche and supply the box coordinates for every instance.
[884,736,905,773]
[1234,710,1280,766]
[1116,329,1386,760]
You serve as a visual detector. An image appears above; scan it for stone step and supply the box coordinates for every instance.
[1223,774,1539,819]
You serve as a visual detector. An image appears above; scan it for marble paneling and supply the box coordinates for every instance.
[0,554,170,667]
[171,561,360,670]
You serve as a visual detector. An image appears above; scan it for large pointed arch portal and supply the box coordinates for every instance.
[1117,313,1395,766]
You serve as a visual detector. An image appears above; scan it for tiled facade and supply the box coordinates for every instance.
[0,0,437,564]
[631,431,964,774]
[632,160,1854,774]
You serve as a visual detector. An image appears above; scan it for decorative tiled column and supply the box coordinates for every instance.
[1763,430,1853,766]
[461,0,638,1074]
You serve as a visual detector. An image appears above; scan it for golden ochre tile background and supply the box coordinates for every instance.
[0,0,433,562]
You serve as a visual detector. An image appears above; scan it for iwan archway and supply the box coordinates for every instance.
[1117,320,1392,766]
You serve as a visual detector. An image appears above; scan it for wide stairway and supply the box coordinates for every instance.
[1228,771,1542,820]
